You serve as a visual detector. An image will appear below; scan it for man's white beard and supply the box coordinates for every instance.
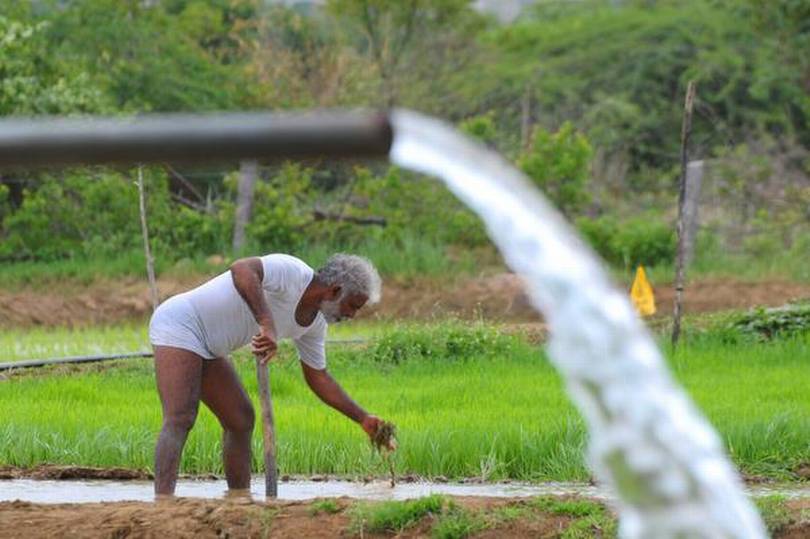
[320,298,344,324]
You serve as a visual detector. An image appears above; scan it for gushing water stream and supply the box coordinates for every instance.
[389,110,766,538]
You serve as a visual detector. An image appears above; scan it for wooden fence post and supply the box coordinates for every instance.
[672,81,697,347]
[233,160,258,253]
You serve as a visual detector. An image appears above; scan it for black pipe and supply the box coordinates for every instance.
[0,340,367,372]
[0,111,392,168]
[0,352,153,372]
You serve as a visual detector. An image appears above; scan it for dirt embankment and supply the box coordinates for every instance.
[2,273,810,328]
[0,496,806,539]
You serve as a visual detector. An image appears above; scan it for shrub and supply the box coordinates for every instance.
[370,322,516,364]
[238,163,313,253]
[354,166,489,248]
[727,303,810,341]
[577,214,675,268]
[0,168,232,262]
[519,122,593,218]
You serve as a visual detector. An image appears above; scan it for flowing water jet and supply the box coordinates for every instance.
[389,110,766,538]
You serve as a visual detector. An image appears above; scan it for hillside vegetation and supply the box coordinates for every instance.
[0,0,807,285]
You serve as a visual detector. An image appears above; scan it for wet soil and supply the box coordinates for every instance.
[0,465,152,481]
[0,495,806,538]
[2,273,809,328]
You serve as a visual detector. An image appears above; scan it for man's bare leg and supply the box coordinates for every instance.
[154,345,203,496]
[201,357,255,491]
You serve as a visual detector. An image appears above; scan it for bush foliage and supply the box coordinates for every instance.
[370,322,517,364]
[727,303,810,341]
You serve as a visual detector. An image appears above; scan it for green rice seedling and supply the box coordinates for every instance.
[349,494,445,534]
[0,324,149,363]
[370,420,397,486]
[1,322,808,480]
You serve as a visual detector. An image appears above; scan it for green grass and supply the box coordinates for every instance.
[431,503,487,539]
[349,494,445,534]
[0,250,185,287]
[0,323,808,481]
[309,499,341,516]
[531,496,604,518]
[292,233,483,281]
[346,495,616,539]
[0,233,486,290]
[754,495,796,535]
[633,247,810,286]
[531,496,616,538]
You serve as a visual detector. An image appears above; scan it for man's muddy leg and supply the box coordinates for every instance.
[154,345,203,496]
[201,357,255,491]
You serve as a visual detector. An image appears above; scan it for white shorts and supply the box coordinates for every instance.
[149,294,217,359]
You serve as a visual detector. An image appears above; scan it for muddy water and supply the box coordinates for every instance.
[0,478,807,505]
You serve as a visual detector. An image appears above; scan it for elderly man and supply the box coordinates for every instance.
[148,253,389,496]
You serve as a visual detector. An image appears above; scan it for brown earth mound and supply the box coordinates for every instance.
[0,496,806,538]
[0,497,575,539]
[1,274,809,328]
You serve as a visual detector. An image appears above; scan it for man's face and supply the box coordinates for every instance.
[320,291,369,324]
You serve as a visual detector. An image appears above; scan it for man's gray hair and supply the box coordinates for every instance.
[316,254,382,304]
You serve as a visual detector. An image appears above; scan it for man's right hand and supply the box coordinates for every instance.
[251,323,277,365]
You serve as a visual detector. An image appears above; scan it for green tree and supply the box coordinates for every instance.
[326,0,484,107]
[45,0,250,112]
[0,15,110,115]
[469,1,808,170]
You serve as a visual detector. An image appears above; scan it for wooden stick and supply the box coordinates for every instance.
[136,166,159,312]
[672,81,697,347]
[255,358,278,498]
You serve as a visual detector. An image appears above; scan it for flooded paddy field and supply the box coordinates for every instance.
[1,475,809,505]
[2,324,809,483]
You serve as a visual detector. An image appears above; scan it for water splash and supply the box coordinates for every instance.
[389,110,766,538]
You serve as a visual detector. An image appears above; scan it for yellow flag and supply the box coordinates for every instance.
[630,265,656,317]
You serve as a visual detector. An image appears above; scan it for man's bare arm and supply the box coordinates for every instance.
[302,363,393,448]
[230,257,273,326]
[231,257,277,363]
[301,362,368,422]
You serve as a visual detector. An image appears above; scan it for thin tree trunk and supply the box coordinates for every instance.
[137,166,159,311]
[521,83,533,151]
[672,81,696,347]
[232,161,258,253]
